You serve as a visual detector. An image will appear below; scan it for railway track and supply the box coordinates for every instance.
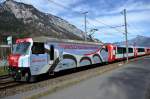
[0,75,24,90]
[0,56,147,98]
[0,81,21,90]
[0,62,123,98]
[0,75,9,80]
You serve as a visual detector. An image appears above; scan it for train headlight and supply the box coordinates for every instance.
[18,70,21,73]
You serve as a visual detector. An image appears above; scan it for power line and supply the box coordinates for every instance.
[81,11,88,41]
[47,0,82,15]
[86,22,124,38]
[20,0,128,41]
[123,9,129,63]
[46,0,125,34]
[89,25,125,29]
[90,18,125,33]
[87,19,125,35]
[128,23,142,35]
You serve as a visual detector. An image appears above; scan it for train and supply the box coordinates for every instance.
[7,37,150,82]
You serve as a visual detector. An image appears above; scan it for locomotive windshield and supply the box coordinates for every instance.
[13,42,31,55]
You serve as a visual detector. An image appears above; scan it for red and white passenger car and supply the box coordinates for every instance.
[8,37,150,82]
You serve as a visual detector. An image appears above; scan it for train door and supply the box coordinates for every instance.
[147,49,150,54]
[134,48,138,57]
[50,45,54,60]
[145,48,147,55]
[107,44,116,62]
[30,42,48,75]
[100,46,108,62]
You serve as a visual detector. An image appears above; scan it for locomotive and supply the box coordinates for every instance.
[8,37,150,82]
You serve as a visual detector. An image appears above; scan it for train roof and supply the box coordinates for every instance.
[32,36,104,45]
[115,45,148,48]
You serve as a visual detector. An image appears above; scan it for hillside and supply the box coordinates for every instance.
[114,35,150,47]
[0,0,86,40]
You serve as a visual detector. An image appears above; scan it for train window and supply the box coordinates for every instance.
[117,47,123,54]
[128,48,133,53]
[123,48,126,53]
[32,42,45,54]
[117,47,127,54]
[117,47,121,54]
[138,48,145,52]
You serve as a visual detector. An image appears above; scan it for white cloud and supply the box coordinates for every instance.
[13,0,150,43]
[64,16,84,29]
[0,0,5,3]
[107,1,150,14]
[16,0,82,15]
[62,8,149,42]
[127,11,150,23]
[73,4,89,12]
[88,10,150,26]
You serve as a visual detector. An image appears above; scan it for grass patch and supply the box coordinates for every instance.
[0,66,8,76]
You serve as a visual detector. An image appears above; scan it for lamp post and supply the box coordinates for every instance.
[123,9,129,63]
[82,11,88,41]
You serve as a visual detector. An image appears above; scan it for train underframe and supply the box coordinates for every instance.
[8,67,36,82]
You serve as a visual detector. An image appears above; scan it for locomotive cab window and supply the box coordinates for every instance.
[32,42,45,54]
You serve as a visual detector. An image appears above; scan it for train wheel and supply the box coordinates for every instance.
[13,75,17,81]
[29,76,36,83]
[13,71,21,81]
[24,72,30,82]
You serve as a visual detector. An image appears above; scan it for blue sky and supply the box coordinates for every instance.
[4,0,150,43]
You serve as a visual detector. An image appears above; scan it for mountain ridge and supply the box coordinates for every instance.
[0,0,88,41]
[114,35,150,47]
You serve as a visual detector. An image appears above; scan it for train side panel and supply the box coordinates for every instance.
[147,48,150,55]
[8,37,150,82]
[46,42,108,72]
[137,48,146,56]
[115,46,135,60]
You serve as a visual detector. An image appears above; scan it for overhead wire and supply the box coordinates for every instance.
[127,23,142,36]
[89,18,125,33]
[86,20,125,41]
[46,0,125,34]
[47,0,82,15]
